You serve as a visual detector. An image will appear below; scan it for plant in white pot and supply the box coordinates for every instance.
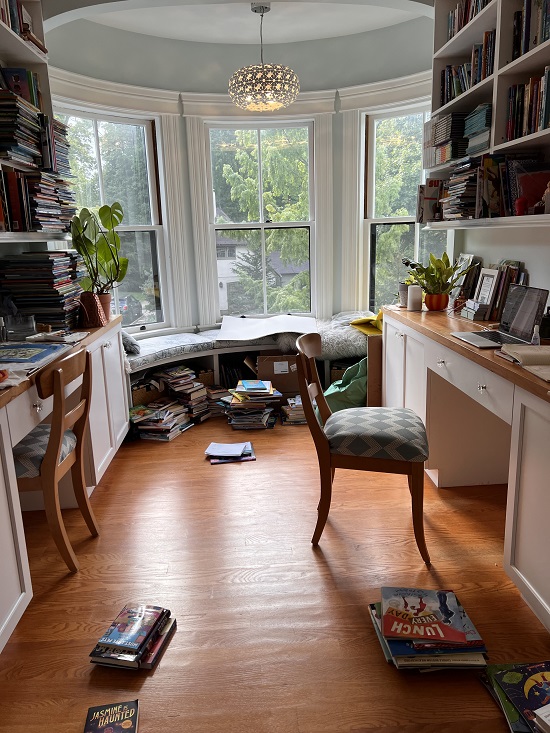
[71,202,128,325]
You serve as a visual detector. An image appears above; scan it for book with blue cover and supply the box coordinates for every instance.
[0,342,68,363]
[97,603,170,651]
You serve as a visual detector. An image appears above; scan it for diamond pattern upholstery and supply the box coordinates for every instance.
[13,423,77,479]
[323,407,428,462]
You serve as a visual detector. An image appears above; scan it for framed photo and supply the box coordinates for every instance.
[450,253,475,300]
[473,267,499,306]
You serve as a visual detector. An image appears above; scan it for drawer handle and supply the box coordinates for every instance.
[32,401,43,413]
[103,341,112,349]
[395,332,404,339]
[437,359,446,368]
[477,383,487,393]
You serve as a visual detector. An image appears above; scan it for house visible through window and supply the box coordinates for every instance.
[366,109,447,311]
[55,111,166,329]
[208,124,313,316]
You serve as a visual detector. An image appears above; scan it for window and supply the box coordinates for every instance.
[54,110,167,329]
[365,109,447,312]
[208,124,313,316]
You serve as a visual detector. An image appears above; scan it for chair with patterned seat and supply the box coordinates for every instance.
[296,332,430,564]
[13,349,99,572]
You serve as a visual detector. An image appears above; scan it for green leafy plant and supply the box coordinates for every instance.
[70,202,128,294]
[402,253,478,295]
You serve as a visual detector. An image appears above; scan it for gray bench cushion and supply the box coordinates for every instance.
[13,423,77,479]
[127,332,215,372]
[324,407,428,462]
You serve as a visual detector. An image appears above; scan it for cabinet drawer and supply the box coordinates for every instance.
[7,386,53,446]
[425,343,514,424]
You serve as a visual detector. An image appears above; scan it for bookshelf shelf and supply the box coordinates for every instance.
[0,232,71,243]
[424,0,550,224]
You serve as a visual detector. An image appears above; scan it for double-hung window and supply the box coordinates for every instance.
[54,110,167,329]
[207,123,313,317]
[365,108,447,311]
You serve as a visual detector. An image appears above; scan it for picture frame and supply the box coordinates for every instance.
[473,267,499,306]
[449,253,475,300]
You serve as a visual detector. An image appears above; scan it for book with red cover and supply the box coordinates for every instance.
[381,587,467,644]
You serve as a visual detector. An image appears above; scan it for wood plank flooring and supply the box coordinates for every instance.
[1,419,550,732]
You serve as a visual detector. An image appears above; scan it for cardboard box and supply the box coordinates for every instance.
[257,355,300,397]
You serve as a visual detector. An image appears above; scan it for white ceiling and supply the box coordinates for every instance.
[88,1,425,43]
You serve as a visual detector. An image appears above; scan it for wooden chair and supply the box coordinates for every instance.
[13,349,99,572]
[296,333,430,564]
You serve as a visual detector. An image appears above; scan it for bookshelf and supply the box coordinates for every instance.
[0,0,73,239]
[426,0,550,228]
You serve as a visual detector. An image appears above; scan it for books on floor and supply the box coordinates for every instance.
[89,603,176,670]
[281,395,307,425]
[482,661,550,733]
[370,586,487,671]
[205,441,256,464]
[83,699,139,732]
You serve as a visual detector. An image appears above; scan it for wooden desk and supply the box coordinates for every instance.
[383,306,550,632]
[0,317,128,654]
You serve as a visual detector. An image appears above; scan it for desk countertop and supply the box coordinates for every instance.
[383,306,550,404]
[0,316,122,410]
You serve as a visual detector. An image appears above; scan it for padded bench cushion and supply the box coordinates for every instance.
[127,332,215,372]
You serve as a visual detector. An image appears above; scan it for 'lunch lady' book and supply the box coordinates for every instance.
[98,604,170,651]
[381,587,467,644]
[83,699,139,732]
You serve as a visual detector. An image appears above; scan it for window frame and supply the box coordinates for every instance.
[364,104,450,311]
[53,104,172,333]
[205,120,316,318]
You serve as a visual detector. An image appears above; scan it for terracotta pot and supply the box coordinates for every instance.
[97,293,112,320]
[424,293,449,311]
[79,292,108,328]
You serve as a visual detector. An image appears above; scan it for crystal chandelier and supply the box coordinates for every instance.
[228,3,300,112]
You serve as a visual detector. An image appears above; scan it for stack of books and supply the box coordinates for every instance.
[234,379,282,405]
[433,112,468,165]
[129,400,193,441]
[225,394,274,430]
[0,89,41,169]
[465,103,492,156]
[281,395,307,425]
[369,586,487,671]
[90,602,176,670]
[461,299,491,321]
[205,384,231,418]
[155,363,196,392]
[204,441,256,464]
[482,661,550,733]
[441,157,480,220]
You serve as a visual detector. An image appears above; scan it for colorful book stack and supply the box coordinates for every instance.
[369,586,487,671]
[225,379,281,430]
[0,89,41,169]
[129,398,193,441]
[89,603,176,670]
[0,250,84,331]
[465,103,492,156]
[205,384,231,417]
[433,112,468,165]
[281,395,307,425]
[482,661,550,733]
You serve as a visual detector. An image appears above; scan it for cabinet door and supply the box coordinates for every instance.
[383,317,404,407]
[102,329,128,452]
[504,388,550,633]
[403,331,426,421]
[0,408,32,653]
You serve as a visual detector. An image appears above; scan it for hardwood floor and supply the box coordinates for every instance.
[1,419,550,732]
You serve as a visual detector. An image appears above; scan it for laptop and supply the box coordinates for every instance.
[451,284,549,349]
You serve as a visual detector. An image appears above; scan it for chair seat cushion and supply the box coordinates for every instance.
[13,423,77,479]
[324,407,428,462]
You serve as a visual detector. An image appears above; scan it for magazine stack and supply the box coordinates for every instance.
[482,661,550,733]
[90,602,176,670]
[129,399,193,441]
[225,379,281,430]
[370,586,487,671]
[281,395,307,425]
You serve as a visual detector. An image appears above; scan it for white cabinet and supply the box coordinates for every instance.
[383,315,426,421]
[0,408,32,654]
[505,387,550,633]
[87,323,129,483]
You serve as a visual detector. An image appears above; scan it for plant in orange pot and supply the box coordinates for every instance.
[402,253,478,311]
[71,202,128,326]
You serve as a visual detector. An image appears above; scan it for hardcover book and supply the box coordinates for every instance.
[380,587,467,644]
[83,699,139,733]
[494,661,550,733]
[97,604,170,651]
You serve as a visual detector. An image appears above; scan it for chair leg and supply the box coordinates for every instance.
[312,461,333,546]
[317,467,335,510]
[408,462,430,565]
[43,480,79,573]
[71,460,100,537]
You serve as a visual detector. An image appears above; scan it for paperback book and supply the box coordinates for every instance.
[83,699,139,732]
[493,661,550,733]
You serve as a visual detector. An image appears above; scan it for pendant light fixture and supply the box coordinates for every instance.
[228,2,300,112]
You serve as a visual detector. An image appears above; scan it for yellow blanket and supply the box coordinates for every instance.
[350,310,383,335]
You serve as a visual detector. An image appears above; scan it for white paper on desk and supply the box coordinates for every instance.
[217,315,317,341]
[0,370,28,388]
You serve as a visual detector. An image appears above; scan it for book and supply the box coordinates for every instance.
[209,443,256,464]
[97,603,170,651]
[500,344,550,381]
[139,616,177,669]
[380,587,467,644]
[240,378,268,391]
[83,699,139,732]
[205,441,249,457]
[90,616,176,670]
[535,703,550,733]
[494,661,550,733]
[482,663,532,733]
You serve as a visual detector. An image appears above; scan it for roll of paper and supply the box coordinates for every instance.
[407,285,423,311]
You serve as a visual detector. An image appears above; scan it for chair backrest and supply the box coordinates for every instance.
[36,349,92,471]
[296,333,333,448]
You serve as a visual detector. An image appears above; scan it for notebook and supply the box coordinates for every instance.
[451,284,549,349]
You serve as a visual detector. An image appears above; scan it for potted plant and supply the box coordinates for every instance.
[402,253,478,311]
[71,202,128,322]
